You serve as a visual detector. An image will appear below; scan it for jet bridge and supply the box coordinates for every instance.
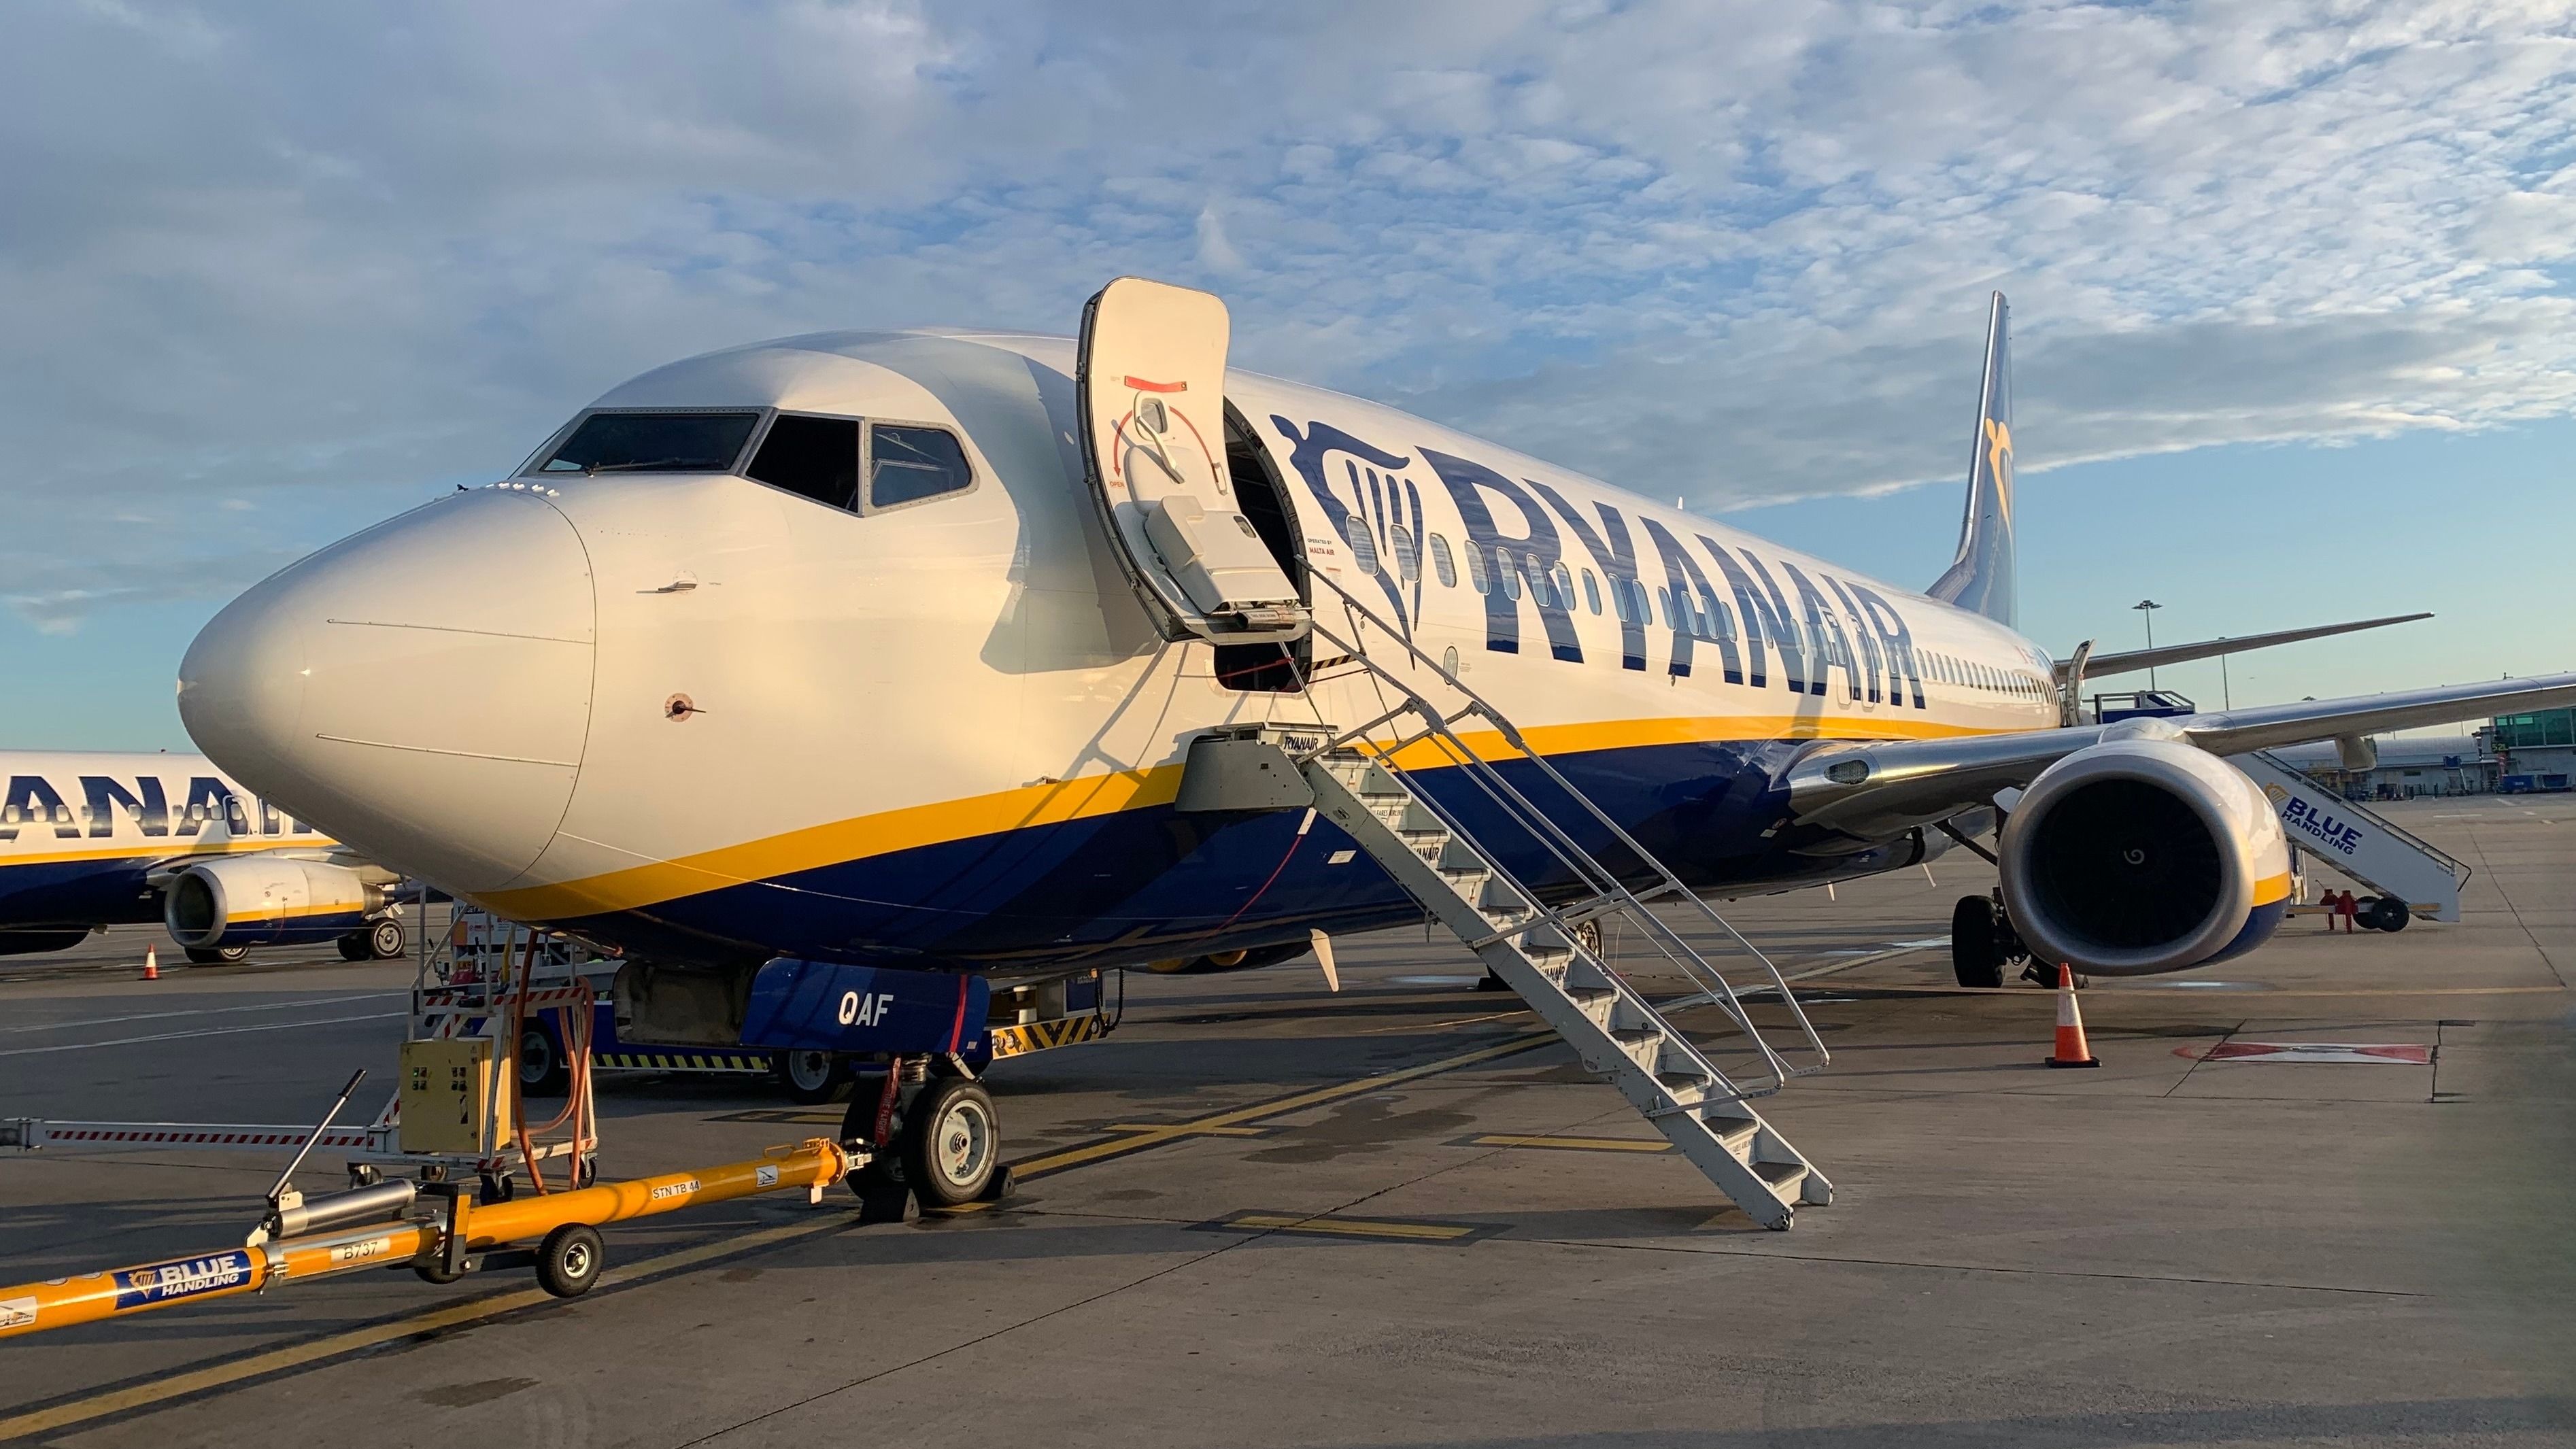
[2229,750,2468,924]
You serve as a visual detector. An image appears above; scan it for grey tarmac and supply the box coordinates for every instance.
[1,795,2569,1447]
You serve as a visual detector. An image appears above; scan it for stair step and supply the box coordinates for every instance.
[1754,1160,1808,1193]
[1393,800,1448,834]
[1438,840,1489,872]
[1355,764,1408,799]
[1292,732,1825,1232]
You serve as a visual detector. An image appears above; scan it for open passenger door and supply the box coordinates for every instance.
[1077,277,1308,644]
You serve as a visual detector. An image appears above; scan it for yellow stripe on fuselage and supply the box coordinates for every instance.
[0,836,340,870]
[486,760,1188,921]
[483,711,2016,922]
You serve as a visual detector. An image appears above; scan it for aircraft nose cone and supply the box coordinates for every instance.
[179,486,596,893]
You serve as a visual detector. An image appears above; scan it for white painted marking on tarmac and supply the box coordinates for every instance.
[1392,974,1485,986]
[0,1012,407,1057]
[0,992,403,1036]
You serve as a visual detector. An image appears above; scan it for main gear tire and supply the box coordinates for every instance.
[1951,896,2005,989]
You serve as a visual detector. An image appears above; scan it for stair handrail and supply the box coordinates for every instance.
[1293,572,1831,1085]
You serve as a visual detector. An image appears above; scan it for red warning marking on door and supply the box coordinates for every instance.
[2175,1042,2432,1064]
[1122,375,1187,393]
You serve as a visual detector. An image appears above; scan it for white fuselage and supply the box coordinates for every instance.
[177,333,2057,974]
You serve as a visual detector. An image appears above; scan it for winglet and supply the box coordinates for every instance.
[1927,292,2016,628]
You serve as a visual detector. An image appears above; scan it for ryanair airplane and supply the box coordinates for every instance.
[0,752,411,964]
[168,279,2574,1202]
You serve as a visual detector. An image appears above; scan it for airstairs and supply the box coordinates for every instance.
[1278,575,1834,1228]
[2229,751,2471,923]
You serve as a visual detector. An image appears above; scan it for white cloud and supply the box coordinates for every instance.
[5,0,2576,628]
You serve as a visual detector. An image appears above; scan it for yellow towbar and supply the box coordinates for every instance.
[0,1138,855,1341]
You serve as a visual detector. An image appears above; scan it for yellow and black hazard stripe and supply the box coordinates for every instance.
[592,1051,773,1073]
[987,1015,1111,1060]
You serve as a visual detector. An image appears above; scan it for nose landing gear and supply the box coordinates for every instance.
[839,1055,1011,1223]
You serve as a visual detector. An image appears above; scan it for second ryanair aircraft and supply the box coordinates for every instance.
[175,281,2575,1006]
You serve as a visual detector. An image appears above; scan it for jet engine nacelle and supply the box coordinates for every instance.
[165,857,384,949]
[1998,735,2290,976]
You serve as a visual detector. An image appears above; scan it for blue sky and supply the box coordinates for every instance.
[4,1,2572,751]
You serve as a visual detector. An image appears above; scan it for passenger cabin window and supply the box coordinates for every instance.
[534,411,762,475]
[1351,526,1382,576]
[1464,541,1490,594]
[1389,525,1420,581]
[1581,570,1601,615]
[866,424,975,509]
[1428,534,1457,587]
[747,414,860,511]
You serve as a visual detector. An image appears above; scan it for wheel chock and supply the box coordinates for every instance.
[978,1163,1015,1204]
[851,1167,915,1225]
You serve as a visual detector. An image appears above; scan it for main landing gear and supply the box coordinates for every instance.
[1952,893,2082,989]
[337,917,410,962]
[838,1054,1010,1222]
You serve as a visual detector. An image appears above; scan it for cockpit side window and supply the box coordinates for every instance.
[866,424,975,511]
[747,413,861,511]
[530,411,763,475]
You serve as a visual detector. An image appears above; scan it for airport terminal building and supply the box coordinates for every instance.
[2273,707,2575,799]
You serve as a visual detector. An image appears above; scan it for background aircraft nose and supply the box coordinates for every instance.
[179,485,596,893]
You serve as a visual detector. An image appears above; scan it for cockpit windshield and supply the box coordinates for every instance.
[531,411,762,475]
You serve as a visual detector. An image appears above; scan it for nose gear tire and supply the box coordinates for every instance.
[904,1076,1000,1208]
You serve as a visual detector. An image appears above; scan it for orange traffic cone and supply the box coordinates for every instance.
[141,945,160,981]
[2044,963,2097,1068]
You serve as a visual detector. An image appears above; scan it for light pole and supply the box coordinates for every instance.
[2133,599,2163,692]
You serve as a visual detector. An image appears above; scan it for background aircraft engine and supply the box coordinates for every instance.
[164,857,384,950]
[1997,736,2290,976]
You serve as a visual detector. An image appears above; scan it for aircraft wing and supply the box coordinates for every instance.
[2061,612,2432,685]
[1786,670,2576,840]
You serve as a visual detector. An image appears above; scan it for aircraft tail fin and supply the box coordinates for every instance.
[1927,292,2016,628]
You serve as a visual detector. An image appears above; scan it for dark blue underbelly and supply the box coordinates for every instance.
[557,738,1920,977]
[0,855,160,929]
